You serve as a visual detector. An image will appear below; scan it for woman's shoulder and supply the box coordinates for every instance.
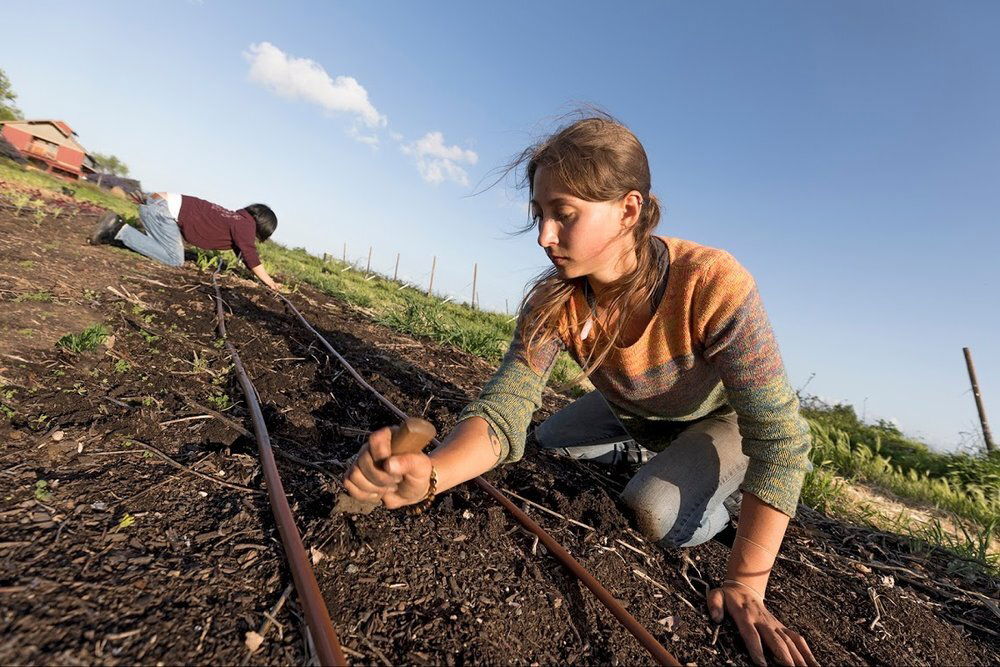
[657,236,742,273]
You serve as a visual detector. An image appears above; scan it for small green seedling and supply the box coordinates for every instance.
[57,324,109,353]
[9,192,31,214]
[34,480,53,502]
[113,359,132,374]
[207,393,232,411]
[117,513,136,530]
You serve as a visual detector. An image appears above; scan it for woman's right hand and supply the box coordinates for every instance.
[342,426,433,509]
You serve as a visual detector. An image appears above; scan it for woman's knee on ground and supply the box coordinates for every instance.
[621,472,731,548]
[621,474,685,545]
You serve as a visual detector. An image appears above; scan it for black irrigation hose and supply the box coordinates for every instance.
[211,270,347,667]
[270,289,682,667]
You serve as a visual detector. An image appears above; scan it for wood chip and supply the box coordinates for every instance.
[244,630,264,653]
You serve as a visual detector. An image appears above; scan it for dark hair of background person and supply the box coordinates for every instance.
[243,203,277,241]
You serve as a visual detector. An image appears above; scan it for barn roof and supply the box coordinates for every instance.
[0,119,87,153]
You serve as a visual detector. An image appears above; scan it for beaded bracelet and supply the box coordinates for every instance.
[408,466,438,515]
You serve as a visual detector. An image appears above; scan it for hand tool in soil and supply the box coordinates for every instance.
[332,416,436,515]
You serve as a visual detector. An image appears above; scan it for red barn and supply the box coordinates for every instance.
[0,119,97,180]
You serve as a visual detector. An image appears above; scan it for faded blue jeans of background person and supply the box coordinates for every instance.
[534,391,748,548]
[115,196,184,267]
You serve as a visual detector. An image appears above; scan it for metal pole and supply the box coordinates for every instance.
[471,263,478,309]
[963,347,995,453]
[427,256,436,295]
[366,246,372,274]
[342,242,346,263]
[393,253,400,281]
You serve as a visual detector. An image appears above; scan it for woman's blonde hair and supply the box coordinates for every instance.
[509,112,663,384]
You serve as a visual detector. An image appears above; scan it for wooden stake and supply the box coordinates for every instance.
[393,253,400,281]
[963,347,995,453]
[366,246,372,274]
[427,256,436,295]
[471,263,478,309]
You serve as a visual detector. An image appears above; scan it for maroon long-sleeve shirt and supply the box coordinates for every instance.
[176,195,261,269]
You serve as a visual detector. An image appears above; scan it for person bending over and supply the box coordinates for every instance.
[89,192,281,290]
[342,115,818,667]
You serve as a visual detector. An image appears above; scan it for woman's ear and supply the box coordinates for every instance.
[620,190,644,230]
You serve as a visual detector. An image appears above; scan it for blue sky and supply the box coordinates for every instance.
[3,1,998,450]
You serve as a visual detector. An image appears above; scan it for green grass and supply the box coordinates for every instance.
[800,465,998,573]
[13,290,53,303]
[0,157,137,218]
[804,402,1000,528]
[56,323,110,353]
[800,399,1000,570]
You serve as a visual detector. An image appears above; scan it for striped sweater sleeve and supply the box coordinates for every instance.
[455,310,563,464]
[694,253,811,517]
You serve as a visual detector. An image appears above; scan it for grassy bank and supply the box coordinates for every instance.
[0,157,137,218]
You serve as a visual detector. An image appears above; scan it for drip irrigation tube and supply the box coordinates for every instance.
[271,290,682,667]
[211,272,347,667]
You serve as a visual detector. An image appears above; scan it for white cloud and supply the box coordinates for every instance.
[401,131,478,186]
[244,42,387,129]
[347,126,379,147]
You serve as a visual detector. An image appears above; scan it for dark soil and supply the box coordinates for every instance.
[1,188,998,665]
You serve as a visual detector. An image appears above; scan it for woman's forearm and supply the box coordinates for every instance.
[429,416,503,494]
[726,492,789,596]
[251,264,278,290]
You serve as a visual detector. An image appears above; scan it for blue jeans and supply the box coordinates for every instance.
[535,391,748,547]
[116,197,184,267]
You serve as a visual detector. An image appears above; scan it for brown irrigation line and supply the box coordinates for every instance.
[211,273,347,667]
[271,290,682,667]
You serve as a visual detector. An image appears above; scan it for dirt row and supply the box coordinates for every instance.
[1,197,998,665]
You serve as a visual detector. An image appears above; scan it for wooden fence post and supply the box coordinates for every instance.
[963,347,996,453]
[427,256,436,295]
[471,263,478,309]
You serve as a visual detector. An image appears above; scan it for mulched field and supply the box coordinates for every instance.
[1,189,998,665]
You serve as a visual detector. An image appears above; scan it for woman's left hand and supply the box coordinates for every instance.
[707,584,818,667]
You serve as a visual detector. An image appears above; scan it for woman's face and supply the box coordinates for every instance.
[531,166,637,283]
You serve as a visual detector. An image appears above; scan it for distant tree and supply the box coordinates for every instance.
[0,68,23,121]
[91,152,130,177]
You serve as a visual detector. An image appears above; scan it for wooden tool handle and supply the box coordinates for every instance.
[389,417,436,456]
